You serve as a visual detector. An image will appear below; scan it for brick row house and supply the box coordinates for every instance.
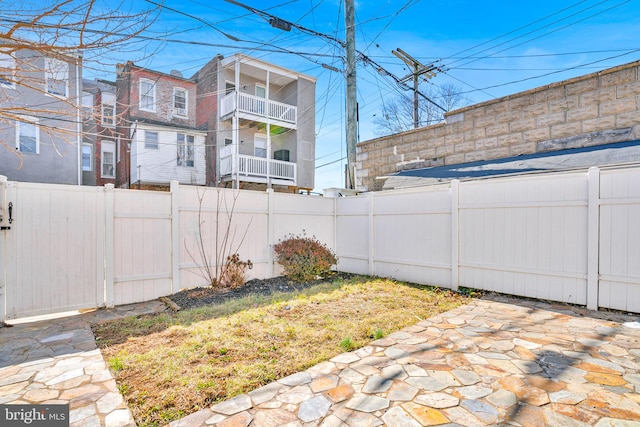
[1,50,317,193]
[110,54,316,192]
[81,78,117,186]
[114,62,206,189]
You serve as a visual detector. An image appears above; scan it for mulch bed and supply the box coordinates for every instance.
[167,271,357,311]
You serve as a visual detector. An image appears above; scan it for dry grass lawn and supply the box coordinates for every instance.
[93,276,470,426]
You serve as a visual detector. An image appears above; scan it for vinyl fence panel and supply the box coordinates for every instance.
[3,183,104,319]
[458,172,589,304]
[2,164,640,323]
[271,193,335,276]
[371,188,452,287]
[177,186,270,289]
[598,166,640,312]
[336,195,370,274]
[112,189,172,306]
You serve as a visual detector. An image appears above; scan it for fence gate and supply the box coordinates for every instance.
[0,179,105,322]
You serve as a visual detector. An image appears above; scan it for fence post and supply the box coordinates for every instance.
[104,184,115,308]
[267,188,274,278]
[587,167,600,311]
[451,180,460,291]
[171,181,181,293]
[2,179,17,322]
[95,186,106,308]
[368,192,375,276]
[0,176,6,323]
[333,195,338,272]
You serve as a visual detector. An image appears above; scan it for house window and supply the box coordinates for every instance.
[225,81,235,95]
[224,138,232,146]
[0,53,15,88]
[82,144,93,171]
[254,135,267,158]
[101,141,115,178]
[174,88,187,116]
[102,103,115,126]
[16,118,39,153]
[255,84,266,114]
[82,92,94,120]
[177,133,194,167]
[45,57,68,98]
[139,79,156,111]
[145,131,158,149]
[101,92,115,126]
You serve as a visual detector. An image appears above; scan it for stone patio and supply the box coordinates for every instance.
[1,295,639,426]
[168,295,640,427]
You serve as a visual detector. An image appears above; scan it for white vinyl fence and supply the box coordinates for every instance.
[1,164,639,322]
[335,165,640,313]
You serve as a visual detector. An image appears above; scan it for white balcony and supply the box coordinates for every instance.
[220,91,297,129]
[220,145,296,185]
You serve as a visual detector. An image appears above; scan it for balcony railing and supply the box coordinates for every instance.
[220,148,296,183]
[220,91,297,125]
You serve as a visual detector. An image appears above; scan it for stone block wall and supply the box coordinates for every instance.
[356,60,640,191]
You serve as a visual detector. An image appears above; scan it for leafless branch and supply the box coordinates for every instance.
[0,0,160,158]
[186,187,253,289]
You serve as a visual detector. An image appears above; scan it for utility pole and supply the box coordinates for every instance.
[345,0,357,189]
[392,48,442,128]
[228,0,430,189]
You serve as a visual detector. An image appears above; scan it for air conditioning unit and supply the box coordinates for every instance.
[273,149,290,161]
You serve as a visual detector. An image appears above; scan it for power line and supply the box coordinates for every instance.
[451,47,640,96]
[448,0,631,70]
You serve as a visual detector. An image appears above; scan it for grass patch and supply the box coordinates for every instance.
[93,275,469,427]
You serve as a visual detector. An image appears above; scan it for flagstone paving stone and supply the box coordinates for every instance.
[2,295,640,426]
[0,301,166,426]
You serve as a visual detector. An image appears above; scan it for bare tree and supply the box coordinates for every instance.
[374,83,471,136]
[0,0,160,160]
[185,187,253,289]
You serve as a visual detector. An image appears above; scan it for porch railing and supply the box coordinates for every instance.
[220,150,296,182]
[220,91,297,125]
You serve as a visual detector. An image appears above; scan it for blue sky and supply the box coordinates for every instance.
[89,0,640,191]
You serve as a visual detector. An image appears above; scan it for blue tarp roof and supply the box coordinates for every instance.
[382,140,640,189]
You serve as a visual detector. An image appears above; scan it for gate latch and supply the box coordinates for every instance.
[0,202,12,230]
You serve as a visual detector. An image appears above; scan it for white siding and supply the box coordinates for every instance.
[132,126,206,185]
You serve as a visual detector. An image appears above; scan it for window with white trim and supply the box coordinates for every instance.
[174,88,187,117]
[82,92,94,120]
[145,130,158,149]
[101,141,115,178]
[139,79,156,111]
[101,92,115,126]
[45,57,68,98]
[82,144,93,171]
[225,81,235,95]
[16,118,39,153]
[177,133,194,167]
[255,84,266,98]
[0,53,15,88]
[254,134,267,158]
